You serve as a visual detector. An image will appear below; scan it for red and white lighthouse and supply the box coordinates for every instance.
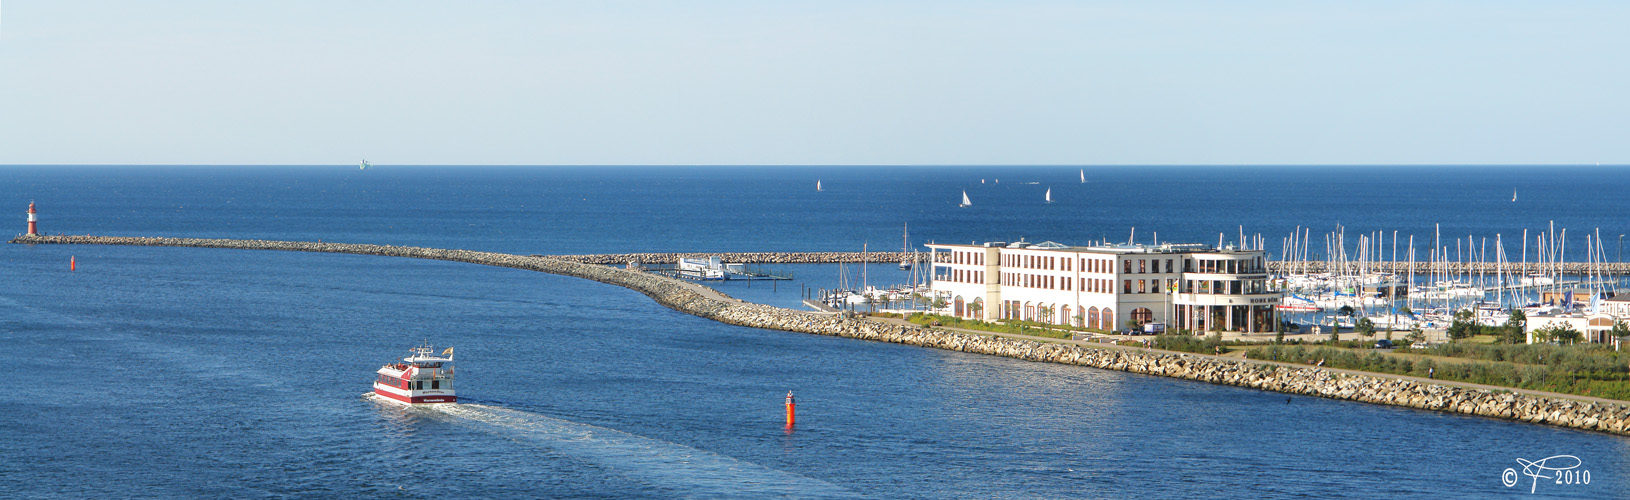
[26,202,38,235]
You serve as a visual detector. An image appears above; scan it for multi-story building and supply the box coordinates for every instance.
[927,240,1283,333]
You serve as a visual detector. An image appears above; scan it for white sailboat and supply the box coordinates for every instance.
[817,180,822,192]
[1079,169,1085,183]
[959,190,972,207]
[899,223,912,270]
[1045,188,1052,203]
[1511,188,1516,202]
[359,159,371,170]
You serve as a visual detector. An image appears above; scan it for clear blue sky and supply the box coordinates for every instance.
[1,1,1625,165]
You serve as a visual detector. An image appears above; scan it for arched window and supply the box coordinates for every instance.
[1101,307,1114,331]
[1131,307,1154,326]
[1061,305,1072,326]
[1088,307,1100,330]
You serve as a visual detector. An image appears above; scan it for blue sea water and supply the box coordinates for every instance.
[3,165,1629,499]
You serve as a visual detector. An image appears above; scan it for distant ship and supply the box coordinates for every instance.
[373,341,456,404]
[360,159,371,170]
[959,190,972,207]
[816,180,822,192]
[1045,188,1052,203]
[1512,189,1517,202]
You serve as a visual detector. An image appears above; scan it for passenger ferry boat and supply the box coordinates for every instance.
[373,341,456,405]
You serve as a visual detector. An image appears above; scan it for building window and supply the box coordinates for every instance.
[1165,259,1173,273]
[1123,260,1131,273]
[1123,280,1132,294]
[1139,260,1146,273]
[1138,280,1146,293]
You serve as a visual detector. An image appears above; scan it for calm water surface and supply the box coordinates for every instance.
[3,166,1628,499]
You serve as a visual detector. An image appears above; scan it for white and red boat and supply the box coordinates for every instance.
[373,341,457,405]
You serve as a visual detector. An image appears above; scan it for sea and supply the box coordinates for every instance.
[2,165,1627,499]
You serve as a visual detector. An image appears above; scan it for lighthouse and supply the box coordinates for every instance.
[26,202,38,235]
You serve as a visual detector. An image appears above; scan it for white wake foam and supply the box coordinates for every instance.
[431,402,858,499]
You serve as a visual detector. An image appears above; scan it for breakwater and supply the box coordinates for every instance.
[15,234,1630,435]
[548,252,924,265]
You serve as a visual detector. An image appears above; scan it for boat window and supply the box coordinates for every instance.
[432,380,440,389]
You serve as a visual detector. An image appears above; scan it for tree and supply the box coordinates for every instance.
[1275,320,1287,344]
[1501,309,1528,344]
[1356,317,1376,339]
[1552,325,1584,345]
[1338,305,1356,317]
[1614,321,1630,346]
[1329,319,1341,344]
[1406,326,1426,345]
[1446,309,1479,340]
[1397,306,1414,317]
[1532,323,1582,345]
[1126,318,1141,333]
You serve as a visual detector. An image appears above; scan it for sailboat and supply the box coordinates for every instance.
[817,180,822,192]
[1045,188,1052,203]
[959,190,972,207]
[899,223,912,270]
[1079,169,1085,183]
[1511,189,1517,202]
[359,159,371,170]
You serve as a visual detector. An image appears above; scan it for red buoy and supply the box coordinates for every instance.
[27,202,38,235]
[70,255,76,271]
[785,391,796,428]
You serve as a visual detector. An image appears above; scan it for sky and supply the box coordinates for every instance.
[0,1,1626,165]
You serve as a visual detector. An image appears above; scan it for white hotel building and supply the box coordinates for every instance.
[927,240,1284,333]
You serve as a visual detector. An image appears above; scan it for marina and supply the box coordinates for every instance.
[15,233,1630,438]
[9,165,1630,499]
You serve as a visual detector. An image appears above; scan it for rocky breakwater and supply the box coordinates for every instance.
[549,252,924,265]
[15,234,1630,436]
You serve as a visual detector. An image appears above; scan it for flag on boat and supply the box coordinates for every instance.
[442,347,454,356]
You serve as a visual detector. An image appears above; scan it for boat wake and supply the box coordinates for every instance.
[408,399,858,499]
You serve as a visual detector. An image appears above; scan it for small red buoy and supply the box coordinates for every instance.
[785,391,796,428]
[70,255,76,271]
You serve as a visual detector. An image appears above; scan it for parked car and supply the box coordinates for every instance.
[1374,339,1394,349]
